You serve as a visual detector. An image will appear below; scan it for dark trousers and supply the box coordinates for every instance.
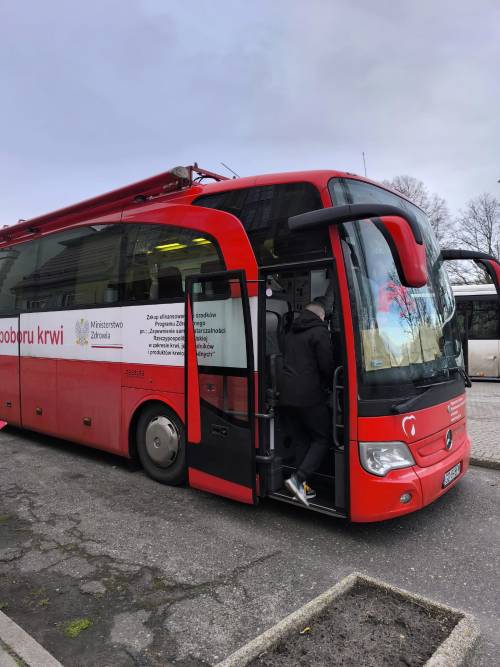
[284,404,331,483]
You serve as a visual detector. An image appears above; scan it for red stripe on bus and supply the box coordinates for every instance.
[90,345,124,349]
[188,468,253,504]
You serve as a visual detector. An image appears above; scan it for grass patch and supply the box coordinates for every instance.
[0,514,12,524]
[0,638,27,666]
[152,577,169,590]
[30,588,46,598]
[62,617,93,638]
[0,601,8,610]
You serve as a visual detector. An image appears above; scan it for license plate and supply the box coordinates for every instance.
[442,462,461,488]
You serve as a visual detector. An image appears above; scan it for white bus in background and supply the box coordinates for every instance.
[453,284,500,379]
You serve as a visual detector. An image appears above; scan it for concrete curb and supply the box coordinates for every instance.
[0,611,63,667]
[215,572,481,667]
[470,456,500,470]
[0,645,19,667]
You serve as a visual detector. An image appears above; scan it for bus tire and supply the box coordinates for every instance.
[136,404,186,485]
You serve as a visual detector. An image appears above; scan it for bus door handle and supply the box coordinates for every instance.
[332,366,345,450]
[211,424,228,437]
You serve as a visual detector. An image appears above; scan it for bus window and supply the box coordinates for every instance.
[454,295,500,377]
[469,301,499,339]
[23,225,124,311]
[331,177,417,214]
[193,182,330,265]
[123,224,225,303]
[0,241,38,315]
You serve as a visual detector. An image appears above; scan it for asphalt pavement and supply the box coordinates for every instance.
[0,384,499,666]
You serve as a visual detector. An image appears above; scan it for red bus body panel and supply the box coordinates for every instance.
[351,394,469,522]
[188,468,254,504]
[0,354,21,425]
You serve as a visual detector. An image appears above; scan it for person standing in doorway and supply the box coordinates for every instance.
[280,302,334,506]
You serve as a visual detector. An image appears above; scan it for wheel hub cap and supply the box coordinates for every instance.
[145,416,179,467]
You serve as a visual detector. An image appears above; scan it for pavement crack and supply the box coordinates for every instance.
[149,550,282,609]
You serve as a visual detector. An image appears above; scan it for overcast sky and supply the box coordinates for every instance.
[1,0,499,224]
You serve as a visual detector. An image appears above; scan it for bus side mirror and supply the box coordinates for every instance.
[289,203,428,288]
[441,249,500,297]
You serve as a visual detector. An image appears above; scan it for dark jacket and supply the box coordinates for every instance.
[279,310,334,407]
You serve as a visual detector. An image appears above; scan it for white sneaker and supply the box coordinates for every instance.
[303,482,316,500]
[285,475,310,507]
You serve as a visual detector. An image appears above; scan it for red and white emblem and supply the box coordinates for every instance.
[402,415,416,438]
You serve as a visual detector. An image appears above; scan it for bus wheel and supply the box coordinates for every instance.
[136,404,186,485]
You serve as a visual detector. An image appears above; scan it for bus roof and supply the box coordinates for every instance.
[0,164,414,245]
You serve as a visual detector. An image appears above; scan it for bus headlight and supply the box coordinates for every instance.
[359,441,415,477]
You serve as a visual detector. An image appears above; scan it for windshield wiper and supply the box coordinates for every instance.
[391,369,470,413]
[454,366,472,388]
[391,382,447,414]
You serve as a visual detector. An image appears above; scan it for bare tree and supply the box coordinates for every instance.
[450,193,500,284]
[383,175,451,246]
[383,175,428,208]
[455,193,500,257]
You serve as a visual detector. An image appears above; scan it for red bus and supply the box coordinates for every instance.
[0,165,493,521]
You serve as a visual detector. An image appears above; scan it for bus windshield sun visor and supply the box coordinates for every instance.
[288,203,427,288]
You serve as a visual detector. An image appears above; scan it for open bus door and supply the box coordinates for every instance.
[184,270,257,504]
[442,249,500,378]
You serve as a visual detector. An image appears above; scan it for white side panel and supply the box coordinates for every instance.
[123,303,185,365]
[0,318,19,356]
[20,309,125,363]
[18,296,259,369]
[468,339,500,378]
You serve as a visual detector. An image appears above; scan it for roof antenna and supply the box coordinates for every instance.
[220,162,240,179]
[362,152,367,177]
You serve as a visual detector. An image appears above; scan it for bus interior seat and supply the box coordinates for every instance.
[200,259,224,274]
[267,296,292,336]
[128,276,151,301]
[158,267,183,299]
[200,260,229,297]
[266,296,290,317]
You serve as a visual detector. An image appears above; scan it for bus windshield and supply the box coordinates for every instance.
[330,178,463,399]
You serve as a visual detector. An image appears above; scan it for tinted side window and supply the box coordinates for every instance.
[330,177,408,210]
[193,182,329,265]
[0,241,38,315]
[123,225,225,302]
[469,300,499,339]
[31,225,124,310]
